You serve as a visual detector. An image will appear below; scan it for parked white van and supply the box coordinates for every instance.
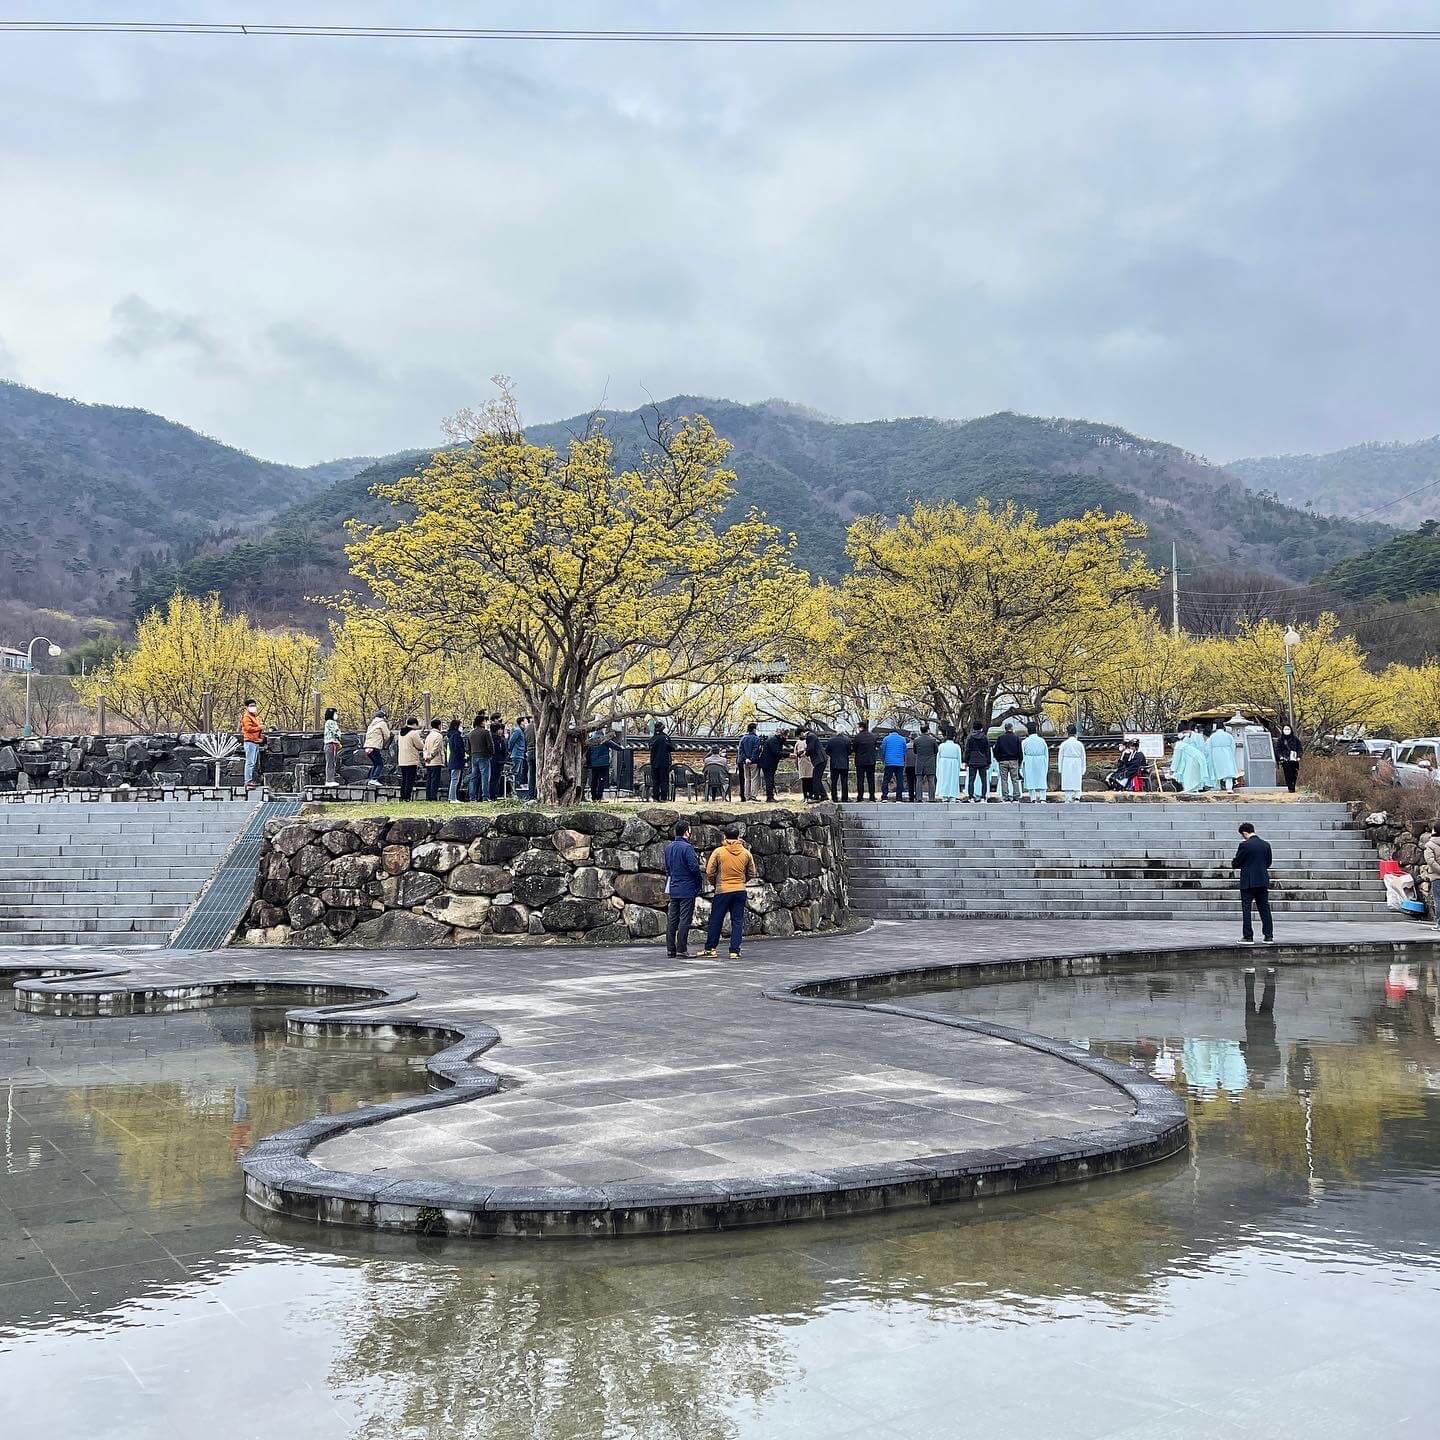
[1393,738,1440,788]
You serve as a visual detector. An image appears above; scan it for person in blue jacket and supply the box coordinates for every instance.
[506,716,528,799]
[881,725,909,802]
[737,722,763,801]
[663,819,704,958]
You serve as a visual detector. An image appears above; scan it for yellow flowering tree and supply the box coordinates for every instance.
[342,383,804,801]
[1087,611,1204,733]
[840,500,1155,731]
[1377,661,1440,738]
[1194,615,1389,741]
[319,615,518,730]
[75,593,320,732]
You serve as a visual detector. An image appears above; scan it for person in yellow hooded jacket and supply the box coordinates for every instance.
[701,825,758,959]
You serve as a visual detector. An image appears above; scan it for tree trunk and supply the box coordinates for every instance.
[534,696,586,805]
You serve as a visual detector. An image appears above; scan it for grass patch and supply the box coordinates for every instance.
[303,796,811,820]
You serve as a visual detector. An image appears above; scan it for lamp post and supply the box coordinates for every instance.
[22,637,62,738]
[1283,626,1301,730]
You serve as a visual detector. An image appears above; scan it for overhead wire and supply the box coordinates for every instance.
[7,22,1440,43]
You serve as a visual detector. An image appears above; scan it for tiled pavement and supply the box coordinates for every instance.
[6,918,1435,1196]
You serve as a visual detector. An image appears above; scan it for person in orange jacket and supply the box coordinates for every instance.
[240,699,264,789]
[701,825,758,959]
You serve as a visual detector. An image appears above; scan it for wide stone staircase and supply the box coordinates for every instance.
[0,799,257,945]
[842,801,1392,921]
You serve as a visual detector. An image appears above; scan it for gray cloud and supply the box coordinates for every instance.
[0,0,1437,463]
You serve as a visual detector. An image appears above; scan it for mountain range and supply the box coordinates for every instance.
[0,378,1423,639]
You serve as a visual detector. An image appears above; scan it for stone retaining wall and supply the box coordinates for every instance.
[236,805,848,947]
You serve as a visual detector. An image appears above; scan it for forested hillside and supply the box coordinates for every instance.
[1229,436,1440,526]
[0,382,1395,637]
[0,380,326,624]
[1324,521,1440,602]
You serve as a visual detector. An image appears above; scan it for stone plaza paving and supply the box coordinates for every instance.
[7,916,1437,1236]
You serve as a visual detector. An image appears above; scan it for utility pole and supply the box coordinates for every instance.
[1170,542,1181,638]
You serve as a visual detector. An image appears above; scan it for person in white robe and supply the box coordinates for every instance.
[935,731,963,801]
[1207,724,1238,791]
[1058,725,1086,801]
[1020,728,1049,801]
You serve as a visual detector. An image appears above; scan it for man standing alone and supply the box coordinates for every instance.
[738,722,762,801]
[663,819,703,958]
[912,723,939,803]
[852,721,878,802]
[1231,822,1274,946]
[240,699,264,791]
[649,721,674,802]
[824,728,852,802]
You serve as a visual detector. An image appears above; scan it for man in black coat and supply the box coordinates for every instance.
[823,730,853,802]
[759,730,786,803]
[851,722,879,801]
[649,722,674,802]
[804,728,827,802]
[1231,822,1274,944]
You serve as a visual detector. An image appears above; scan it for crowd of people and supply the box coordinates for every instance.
[355,708,537,802]
[642,718,1090,804]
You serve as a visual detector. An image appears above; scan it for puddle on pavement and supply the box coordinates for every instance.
[3,958,1438,1440]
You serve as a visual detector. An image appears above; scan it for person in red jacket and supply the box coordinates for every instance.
[240,699,264,790]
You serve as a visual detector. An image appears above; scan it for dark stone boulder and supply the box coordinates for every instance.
[588,922,632,945]
[385,817,438,845]
[489,904,528,935]
[249,902,286,929]
[325,909,360,937]
[568,866,613,900]
[321,829,361,856]
[291,844,330,879]
[273,824,315,857]
[638,806,679,829]
[622,903,663,938]
[321,854,381,889]
[638,842,668,872]
[494,809,558,837]
[380,845,411,875]
[618,817,656,847]
[556,808,624,836]
[436,815,494,843]
[512,849,570,877]
[611,871,667,909]
[411,841,468,874]
[449,864,512,896]
[512,873,568,908]
[290,923,334,947]
[468,834,528,864]
[346,910,453,948]
[350,817,390,850]
[540,898,612,932]
[395,871,445,907]
[287,894,326,930]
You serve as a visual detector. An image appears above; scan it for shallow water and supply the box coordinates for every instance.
[3,958,1438,1440]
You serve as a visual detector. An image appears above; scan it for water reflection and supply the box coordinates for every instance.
[3,959,1439,1440]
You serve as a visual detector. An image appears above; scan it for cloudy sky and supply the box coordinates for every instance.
[2,1,1438,465]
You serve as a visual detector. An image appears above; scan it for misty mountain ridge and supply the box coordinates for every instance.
[0,378,1398,636]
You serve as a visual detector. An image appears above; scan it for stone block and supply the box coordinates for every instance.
[588,922,631,945]
[346,909,453,948]
[512,873,568,908]
[550,827,589,854]
[468,834,528,864]
[622,903,663,938]
[569,866,614,900]
[449,863,513,896]
[411,841,468,874]
[273,824,315,857]
[351,817,390,850]
[540,897,612,932]
[321,854,381,888]
[615,848,640,873]
[385,817,438,845]
[494,810,558,837]
[638,806,679,829]
[381,844,411,875]
[395,871,445,907]
[557,808,625,836]
[318,887,367,911]
[746,884,779,915]
[638,842,668,872]
[424,894,493,929]
[763,907,795,937]
[512,849,570,877]
[436,815,494,842]
[489,903,528,935]
[611,871,667,909]
[287,893,326,929]
[322,829,361,856]
[619,817,656,847]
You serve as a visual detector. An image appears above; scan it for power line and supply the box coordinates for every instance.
[1341,473,1440,522]
[8,22,1440,43]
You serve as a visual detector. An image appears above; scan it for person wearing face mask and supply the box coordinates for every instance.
[240,699,264,790]
[1275,725,1303,793]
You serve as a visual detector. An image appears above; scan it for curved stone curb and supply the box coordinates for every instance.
[11,934,1438,1240]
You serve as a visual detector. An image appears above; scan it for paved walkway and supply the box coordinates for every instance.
[6,919,1436,1235]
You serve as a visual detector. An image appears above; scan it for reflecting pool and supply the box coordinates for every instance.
[3,958,1438,1440]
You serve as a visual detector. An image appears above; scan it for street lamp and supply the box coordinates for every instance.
[22,637,62,738]
[1282,626,1301,730]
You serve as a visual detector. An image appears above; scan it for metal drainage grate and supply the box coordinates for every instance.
[171,798,302,950]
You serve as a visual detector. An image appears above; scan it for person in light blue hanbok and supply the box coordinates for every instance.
[1190,727,1216,789]
[1171,726,1208,793]
[1020,727,1049,800]
[935,730,963,801]
[1208,723,1238,791]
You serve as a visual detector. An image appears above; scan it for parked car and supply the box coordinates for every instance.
[1393,738,1440,788]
